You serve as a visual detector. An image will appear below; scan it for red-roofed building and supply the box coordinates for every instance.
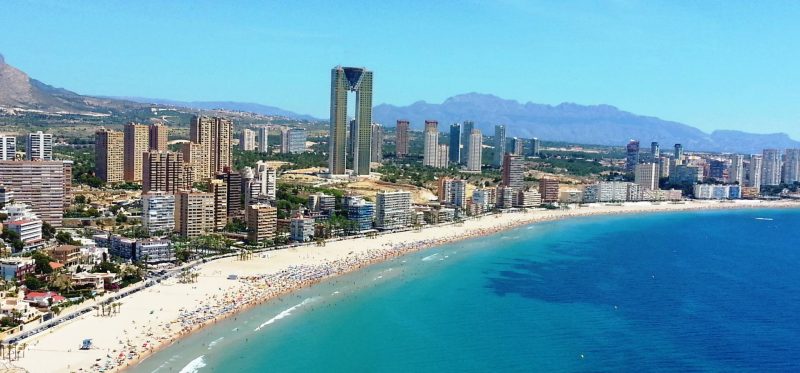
[24,291,66,307]
[48,262,64,271]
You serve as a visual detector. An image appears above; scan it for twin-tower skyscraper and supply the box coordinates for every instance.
[329,66,373,176]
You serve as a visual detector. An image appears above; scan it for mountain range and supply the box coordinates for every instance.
[373,93,800,154]
[1,53,797,154]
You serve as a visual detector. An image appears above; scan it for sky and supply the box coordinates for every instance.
[2,1,800,138]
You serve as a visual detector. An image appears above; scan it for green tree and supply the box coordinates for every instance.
[55,231,78,245]
[24,274,43,290]
[42,222,57,240]
[31,251,56,274]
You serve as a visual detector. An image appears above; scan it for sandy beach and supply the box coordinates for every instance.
[6,199,798,373]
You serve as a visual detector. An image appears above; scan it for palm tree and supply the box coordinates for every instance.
[18,343,26,358]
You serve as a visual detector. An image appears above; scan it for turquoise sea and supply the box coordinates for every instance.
[133,209,800,372]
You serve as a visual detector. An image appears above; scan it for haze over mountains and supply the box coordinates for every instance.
[1,54,797,154]
[373,93,800,154]
[113,97,318,121]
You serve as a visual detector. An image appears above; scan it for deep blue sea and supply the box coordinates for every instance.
[134,209,800,372]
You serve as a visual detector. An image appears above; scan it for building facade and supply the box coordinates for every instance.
[784,149,800,184]
[281,128,307,154]
[375,191,411,230]
[423,122,439,167]
[493,125,506,166]
[0,134,16,160]
[0,161,70,226]
[175,191,216,238]
[142,192,175,236]
[748,154,763,189]
[634,162,659,190]
[26,131,53,161]
[240,128,256,151]
[449,123,461,163]
[370,124,383,162]
[346,196,375,232]
[329,66,373,175]
[761,149,782,186]
[246,203,277,243]
[290,217,315,242]
[460,121,474,165]
[395,120,410,157]
[539,179,560,203]
[190,116,233,179]
[466,129,482,172]
[512,137,524,156]
[258,126,270,153]
[142,151,193,194]
[207,179,228,231]
[123,123,150,181]
[502,154,524,189]
[149,123,169,152]
[216,168,242,218]
[625,139,640,173]
[729,154,745,185]
[95,128,124,183]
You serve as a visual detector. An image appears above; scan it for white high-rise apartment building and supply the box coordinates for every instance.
[370,123,383,162]
[748,154,763,189]
[281,128,307,154]
[493,125,506,166]
[240,129,256,151]
[761,149,781,186]
[423,128,439,167]
[634,162,659,190]
[255,161,277,200]
[466,129,482,172]
[375,190,411,230]
[26,131,53,161]
[423,120,440,167]
[257,126,269,153]
[783,149,800,184]
[142,192,175,236]
[435,144,449,168]
[729,154,745,185]
[0,135,16,160]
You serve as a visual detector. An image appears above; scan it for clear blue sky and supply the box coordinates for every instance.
[2,1,799,138]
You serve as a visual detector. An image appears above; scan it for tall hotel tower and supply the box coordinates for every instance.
[329,66,373,175]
